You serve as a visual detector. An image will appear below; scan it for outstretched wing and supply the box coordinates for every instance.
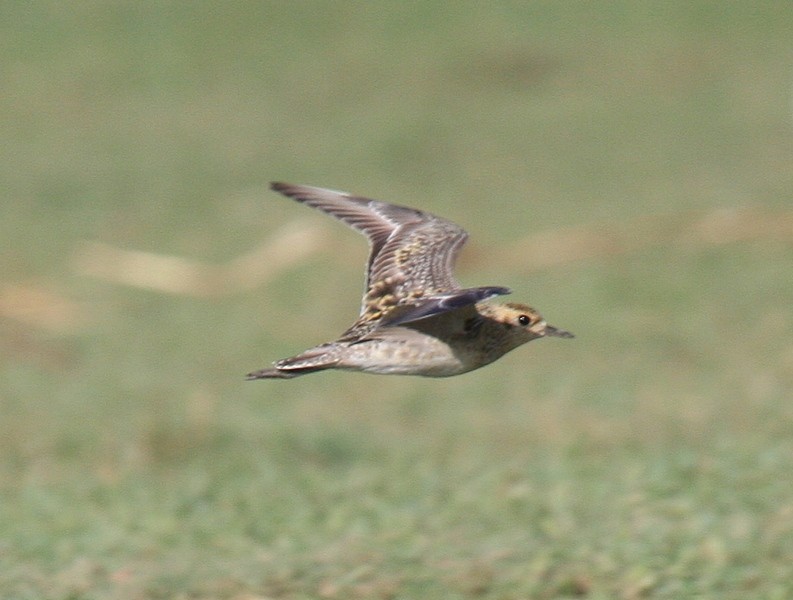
[271,183,472,318]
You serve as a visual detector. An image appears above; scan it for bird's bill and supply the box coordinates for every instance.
[545,324,574,339]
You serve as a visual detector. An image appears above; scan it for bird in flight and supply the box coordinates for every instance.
[247,183,573,379]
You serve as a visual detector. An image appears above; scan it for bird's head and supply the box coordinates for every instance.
[479,302,574,351]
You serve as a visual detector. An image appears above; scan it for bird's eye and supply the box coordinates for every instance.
[518,314,531,326]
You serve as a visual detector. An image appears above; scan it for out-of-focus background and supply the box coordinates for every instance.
[2,2,792,598]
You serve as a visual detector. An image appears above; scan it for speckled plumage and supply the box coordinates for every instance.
[247,183,573,379]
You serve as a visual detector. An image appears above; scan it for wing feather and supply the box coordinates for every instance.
[270,183,470,317]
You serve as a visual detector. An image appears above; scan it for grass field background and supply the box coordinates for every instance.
[2,2,793,598]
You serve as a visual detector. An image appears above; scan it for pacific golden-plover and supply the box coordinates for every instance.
[247,183,573,379]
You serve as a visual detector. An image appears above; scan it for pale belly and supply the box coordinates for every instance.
[335,335,481,377]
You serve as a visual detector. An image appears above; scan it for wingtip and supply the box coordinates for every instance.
[270,181,309,201]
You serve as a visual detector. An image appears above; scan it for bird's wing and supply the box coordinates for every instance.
[271,182,472,318]
[375,285,511,327]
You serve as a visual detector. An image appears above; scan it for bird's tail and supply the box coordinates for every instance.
[245,366,323,380]
[246,345,340,380]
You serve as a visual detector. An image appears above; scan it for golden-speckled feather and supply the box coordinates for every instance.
[270,183,510,336]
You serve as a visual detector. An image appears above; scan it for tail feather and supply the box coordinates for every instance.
[246,346,340,380]
[247,366,332,380]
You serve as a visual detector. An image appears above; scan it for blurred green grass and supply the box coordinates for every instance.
[2,2,793,598]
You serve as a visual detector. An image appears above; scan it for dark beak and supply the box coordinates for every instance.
[545,324,574,339]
